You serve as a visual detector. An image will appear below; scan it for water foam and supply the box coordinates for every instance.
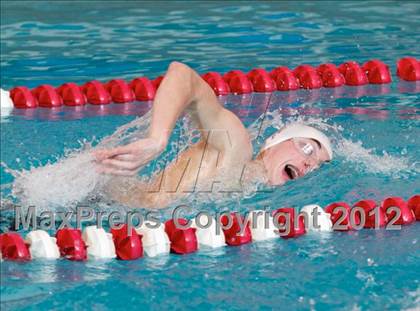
[248,108,416,178]
[335,138,417,176]
[9,150,107,210]
[4,112,152,211]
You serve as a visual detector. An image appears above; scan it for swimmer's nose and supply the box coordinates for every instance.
[303,159,317,174]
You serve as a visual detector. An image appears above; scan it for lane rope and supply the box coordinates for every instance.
[0,194,418,261]
[3,57,419,109]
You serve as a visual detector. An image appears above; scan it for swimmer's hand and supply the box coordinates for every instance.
[93,137,166,176]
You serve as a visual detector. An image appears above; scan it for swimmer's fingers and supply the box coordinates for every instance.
[96,153,137,162]
[113,154,136,161]
[96,165,137,176]
[93,145,134,161]
[101,158,143,171]
[92,147,127,161]
[93,138,164,165]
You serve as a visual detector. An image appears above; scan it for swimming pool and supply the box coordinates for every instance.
[1,1,419,310]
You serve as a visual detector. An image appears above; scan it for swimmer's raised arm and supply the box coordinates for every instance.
[94,61,251,176]
[149,62,250,154]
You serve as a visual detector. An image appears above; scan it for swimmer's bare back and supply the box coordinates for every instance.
[94,62,253,209]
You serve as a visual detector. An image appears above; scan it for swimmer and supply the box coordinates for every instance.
[94,62,332,208]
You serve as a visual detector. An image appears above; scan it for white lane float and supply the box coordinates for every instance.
[191,215,226,248]
[1,88,13,108]
[25,230,60,259]
[1,88,13,117]
[82,226,116,259]
[246,210,278,241]
[1,194,418,262]
[135,221,170,257]
[300,205,333,232]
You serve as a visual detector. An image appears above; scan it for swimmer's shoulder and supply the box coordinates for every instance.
[208,107,253,162]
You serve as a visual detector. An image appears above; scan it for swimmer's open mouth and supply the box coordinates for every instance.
[284,164,299,180]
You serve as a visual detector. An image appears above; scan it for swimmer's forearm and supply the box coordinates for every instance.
[148,62,222,145]
[94,62,250,176]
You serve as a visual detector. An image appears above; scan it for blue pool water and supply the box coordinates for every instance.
[1,1,420,310]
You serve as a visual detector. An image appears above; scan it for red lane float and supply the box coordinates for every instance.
[273,208,306,238]
[56,228,87,261]
[152,76,164,89]
[407,195,420,220]
[223,70,254,94]
[0,194,418,263]
[7,58,417,109]
[202,72,230,95]
[105,79,134,103]
[397,57,420,81]
[247,68,277,92]
[130,77,156,101]
[354,199,387,228]
[294,65,323,89]
[164,219,198,254]
[220,213,252,245]
[82,80,112,105]
[325,202,360,231]
[0,232,31,261]
[10,86,38,108]
[338,61,369,86]
[32,84,63,107]
[317,64,345,87]
[382,197,415,225]
[363,60,392,84]
[270,66,299,91]
[111,224,143,260]
[57,83,86,106]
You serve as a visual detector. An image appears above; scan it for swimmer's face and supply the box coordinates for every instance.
[260,138,330,186]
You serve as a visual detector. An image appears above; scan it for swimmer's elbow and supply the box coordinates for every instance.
[167,61,195,84]
[165,61,198,97]
[168,61,191,74]
[167,61,208,98]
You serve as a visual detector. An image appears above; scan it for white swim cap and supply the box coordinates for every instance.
[261,123,333,160]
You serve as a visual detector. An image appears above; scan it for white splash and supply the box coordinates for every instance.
[10,151,108,210]
[335,138,416,176]
[248,108,416,178]
[402,287,420,311]
[6,112,153,211]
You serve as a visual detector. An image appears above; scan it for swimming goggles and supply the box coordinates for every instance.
[291,138,320,162]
